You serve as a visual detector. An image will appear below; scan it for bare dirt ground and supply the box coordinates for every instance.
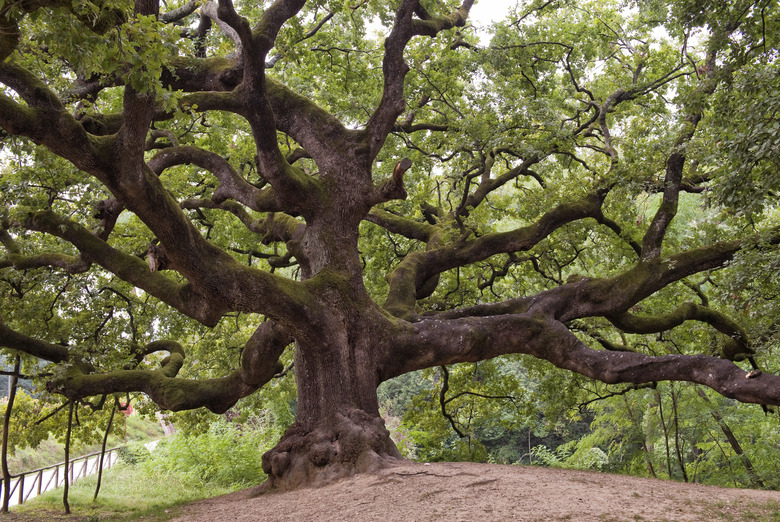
[170,461,780,522]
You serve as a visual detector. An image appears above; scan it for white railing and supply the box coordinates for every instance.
[0,446,121,508]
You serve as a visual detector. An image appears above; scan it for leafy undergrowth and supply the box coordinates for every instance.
[9,419,277,521]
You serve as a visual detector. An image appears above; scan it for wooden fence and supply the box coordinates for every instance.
[0,446,121,507]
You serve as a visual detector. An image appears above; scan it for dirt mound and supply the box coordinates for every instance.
[173,461,780,521]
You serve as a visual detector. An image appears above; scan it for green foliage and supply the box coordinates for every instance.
[543,384,780,489]
[0,390,51,456]
[704,62,780,217]
[1,0,779,497]
[117,440,151,465]
[15,457,234,520]
[16,415,283,518]
[140,419,271,488]
[395,357,575,464]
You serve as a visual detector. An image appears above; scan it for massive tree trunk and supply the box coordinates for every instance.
[259,205,404,491]
[261,320,402,491]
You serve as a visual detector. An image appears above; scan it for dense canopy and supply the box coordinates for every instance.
[0,0,779,490]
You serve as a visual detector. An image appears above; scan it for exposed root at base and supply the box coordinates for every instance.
[259,409,403,492]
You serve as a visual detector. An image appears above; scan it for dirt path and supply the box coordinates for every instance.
[172,461,780,521]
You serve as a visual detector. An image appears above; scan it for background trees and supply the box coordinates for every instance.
[0,0,779,491]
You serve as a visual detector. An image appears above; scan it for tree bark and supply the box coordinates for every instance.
[260,330,402,491]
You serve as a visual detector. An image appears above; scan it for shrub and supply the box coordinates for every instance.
[118,441,151,464]
[140,419,271,488]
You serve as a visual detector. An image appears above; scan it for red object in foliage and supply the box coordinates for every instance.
[120,403,133,415]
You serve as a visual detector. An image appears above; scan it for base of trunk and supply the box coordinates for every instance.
[259,408,403,491]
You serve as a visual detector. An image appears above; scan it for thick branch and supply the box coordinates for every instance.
[47,321,291,413]
[365,209,436,242]
[389,314,780,407]
[411,2,475,37]
[202,1,245,54]
[365,0,473,159]
[427,225,780,326]
[0,321,69,363]
[148,145,282,211]
[1,227,89,273]
[161,0,199,24]
[607,303,753,360]
[383,192,606,317]
[363,0,414,159]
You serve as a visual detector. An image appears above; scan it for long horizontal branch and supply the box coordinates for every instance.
[607,302,747,344]
[365,209,437,242]
[388,313,780,407]
[0,227,89,273]
[0,320,69,363]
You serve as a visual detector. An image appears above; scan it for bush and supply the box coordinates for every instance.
[140,419,272,488]
[118,441,151,464]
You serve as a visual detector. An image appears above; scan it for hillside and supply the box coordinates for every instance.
[170,462,780,522]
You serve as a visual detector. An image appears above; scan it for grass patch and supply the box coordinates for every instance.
[11,462,236,521]
[9,418,279,521]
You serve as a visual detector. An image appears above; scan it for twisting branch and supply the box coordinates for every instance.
[202,1,245,55]
[40,321,292,413]
[607,302,756,366]
[148,145,282,212]
[365,0,474,160]
[383,191,607,317]
[439,365,465,438]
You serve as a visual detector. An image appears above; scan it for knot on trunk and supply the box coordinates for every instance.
[378,158,412,202]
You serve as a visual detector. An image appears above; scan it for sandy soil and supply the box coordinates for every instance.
[170,461,780,522]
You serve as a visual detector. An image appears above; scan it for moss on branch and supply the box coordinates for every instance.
[608,302,752,360]
[0,321,69,363]
[411,1,474,37]
[46,324,289,413]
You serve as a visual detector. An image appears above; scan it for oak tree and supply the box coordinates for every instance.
[0,0,779,490]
